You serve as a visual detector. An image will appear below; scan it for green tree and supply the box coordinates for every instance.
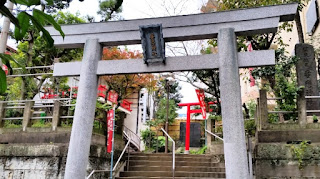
[4,11,86,100]
[98,0,123,21]
[0,0,69,94]
[155,79,183,105]
[155,98,178,125]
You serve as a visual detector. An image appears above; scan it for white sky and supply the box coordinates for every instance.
[67,0,204,20]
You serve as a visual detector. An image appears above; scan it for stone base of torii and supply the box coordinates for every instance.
[45,4,298,179]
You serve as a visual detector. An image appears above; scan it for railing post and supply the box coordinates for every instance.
[0,102,7,128]
[23,101,34,131]
[206,117,212,152]
[259,90,268,130]
[52,100,62,131]
[297,88,307,128]
[127,143,130,171]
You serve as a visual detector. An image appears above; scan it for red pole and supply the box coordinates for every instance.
[185,105,190,154]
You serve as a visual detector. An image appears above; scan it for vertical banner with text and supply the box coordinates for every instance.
[107,109,114,153]
[195,89,206,119]
[108,90,119,104]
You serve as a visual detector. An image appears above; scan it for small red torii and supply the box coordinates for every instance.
[178,101,217,153]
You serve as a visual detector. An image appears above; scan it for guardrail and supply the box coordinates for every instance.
[123,126,140,151]
[205,129,224,142]
[161,128,175,179]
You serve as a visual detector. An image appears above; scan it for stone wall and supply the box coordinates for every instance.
[257,130,320,143]
[0,128,105,146]
[0,142,125,179]
[255,143,320,178]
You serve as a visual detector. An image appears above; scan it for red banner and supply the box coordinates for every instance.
[107,109,114,153]
[195,89,206,119]
[108,90,118,104]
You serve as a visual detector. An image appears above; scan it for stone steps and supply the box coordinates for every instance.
[116,153,225,179]
[119,171,225,177]
[129,166,225,172]
[115,177,224,179]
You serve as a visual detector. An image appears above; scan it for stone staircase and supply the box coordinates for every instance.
[116,153,226,179]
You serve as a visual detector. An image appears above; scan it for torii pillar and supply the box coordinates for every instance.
[219,28,248,178]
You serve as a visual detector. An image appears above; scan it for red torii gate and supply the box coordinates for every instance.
[178,101,216,153]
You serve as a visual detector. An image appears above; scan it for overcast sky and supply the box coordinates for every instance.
[67,0,204,20]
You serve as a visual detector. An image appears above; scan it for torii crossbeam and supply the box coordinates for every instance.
[45,4,298,179]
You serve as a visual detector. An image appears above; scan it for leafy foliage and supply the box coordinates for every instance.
[101,47,156,103]
[3,11,85,100]
[252,48,300,120]
[98,0,123,21]
[189,146,207,154]
[155,98,178,125]
[195,0,308,117]
[155,78,183,105]
[1,0,65,47]
[290,140,310,168]
[141,128,156,148]
[244,119,256,136]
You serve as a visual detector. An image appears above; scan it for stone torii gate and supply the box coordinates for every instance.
[46,4,297,179]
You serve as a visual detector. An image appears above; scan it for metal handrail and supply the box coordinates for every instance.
[305,96,320,99]
[205,129,224,142]
[12,65,53,70]
[123,126,140,151]
[0,98,71,103]
[86,170,111,179]
[86,131,131,179]
[161,128,175,179]
[114,131,130,171]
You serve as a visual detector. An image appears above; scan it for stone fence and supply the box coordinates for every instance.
[256,89,320,131]
[0,99,77,132]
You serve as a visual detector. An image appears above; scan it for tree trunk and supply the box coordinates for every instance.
[20,32,34,100]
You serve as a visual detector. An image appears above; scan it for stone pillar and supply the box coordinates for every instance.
[0,102,6,128]
[206,118,212,152]
[256,98,261,131]
[52,100,61,132]
[259,90,268,130]
[295,44,319,115]
[218,28,249,179]
[64,39,101,179]
[22,101,34,131]
[297,88,307,128]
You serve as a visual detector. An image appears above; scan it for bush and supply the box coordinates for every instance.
[244,119,256,136]
[4,120,22,128]
[31,119,51,128]
[141,129,156,148]
[190,146,207,154]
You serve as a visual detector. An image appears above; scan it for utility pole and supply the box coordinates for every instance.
[0,1,14,65]
[165,79,169,153]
